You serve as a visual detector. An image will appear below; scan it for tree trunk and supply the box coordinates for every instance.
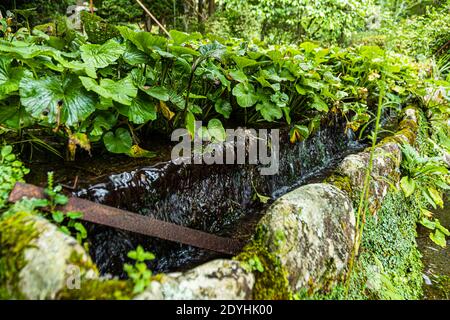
[198,0,204,32]
[198,0,204,23]
[208,0,215,16]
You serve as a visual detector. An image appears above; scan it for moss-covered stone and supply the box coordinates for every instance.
[346,191,424,299]
[57,278,133,300]
[239,184,355,299]
[236,225,292,300]
[0,211,39,299]
[324,174,353,196]
[80,12,120,44]
[0,211,98,299]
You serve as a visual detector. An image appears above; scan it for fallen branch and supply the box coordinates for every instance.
[135,0,171,38]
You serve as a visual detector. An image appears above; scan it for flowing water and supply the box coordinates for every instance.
[62,116,365,277]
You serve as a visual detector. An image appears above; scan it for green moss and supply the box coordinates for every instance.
[324,174,353,196]
[236,225,292,300]
[81,12,120,44]
[414,108,432,156]
[347,191,424,299]
[0,212,39,299]
[57,278,134,300]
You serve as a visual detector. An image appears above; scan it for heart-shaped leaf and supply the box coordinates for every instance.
[142,86,170,101]
[232,82,258,108]
[80,39,124,71]
[256,100,283,122]
[20,75,96,125]
[128,95,157,124]
[103,128,132,154]
[80,76,137,106]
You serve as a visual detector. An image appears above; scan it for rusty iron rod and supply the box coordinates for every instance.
[8,182,244,255]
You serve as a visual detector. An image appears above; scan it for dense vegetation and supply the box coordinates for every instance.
[0,0,449,300]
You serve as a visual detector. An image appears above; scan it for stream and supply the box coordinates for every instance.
[64,116,365,277]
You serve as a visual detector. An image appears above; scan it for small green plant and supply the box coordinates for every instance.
[400,144,449,208]
[37,172,87,243]
[243,255,265,273]
[0,145,29,209]
[420,216,450,248]
[123,245,155,294]
[399,144,450,247]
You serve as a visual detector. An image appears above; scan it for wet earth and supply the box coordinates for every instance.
[417,194,450,300]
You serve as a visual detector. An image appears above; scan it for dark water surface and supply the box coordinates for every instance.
[25,117,368,278]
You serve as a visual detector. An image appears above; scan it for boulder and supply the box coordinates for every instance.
[135,259,254,300]
[0,212,97,299]
[252,183,355,292]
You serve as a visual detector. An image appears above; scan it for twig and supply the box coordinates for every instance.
[135,0,171,38]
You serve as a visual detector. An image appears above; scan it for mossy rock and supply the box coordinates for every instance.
[80,12,120,44]
[238,183,355,298]
[0,211,98,299]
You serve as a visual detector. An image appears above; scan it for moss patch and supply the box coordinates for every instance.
[57,278,134,300]
[235,225,292,300]
[324,174,353,196]
[80,12,120,44]
[0,212,39,299]
[348,192,424,299]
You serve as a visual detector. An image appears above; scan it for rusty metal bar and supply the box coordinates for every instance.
[8,182,244,255]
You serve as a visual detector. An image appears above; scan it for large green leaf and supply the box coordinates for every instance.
[232,56,258,69]
[169,30,202,45]
[256,100,283,122]
[117,27,167,54]
[207,119,226,142]
[103,128,132,154]
[80,76,137,106]
[80,39,124,70]
[90,112,117,138]
[215,99,232,119]
[0,58,29,100]
[20,75,96,126]
[430,229,447,248]
[311,96,329,112]
[400,176,415,197]
[123,41,148,65]
[199,41,226,60]
[232,82,258,108]
[128,95,157,124]
[141,86,170,101]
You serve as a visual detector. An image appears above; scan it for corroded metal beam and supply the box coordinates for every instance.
[8,182,244,255]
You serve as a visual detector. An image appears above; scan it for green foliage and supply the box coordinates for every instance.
[212,0,376,45]
[400,144,449,209]
[420,216,450,247]
[0,21,429,159]
[378,3,450,57]
[344,192,424,300]
[0,145,29,209]
[10,171,88,244]
[123,245,155,294]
